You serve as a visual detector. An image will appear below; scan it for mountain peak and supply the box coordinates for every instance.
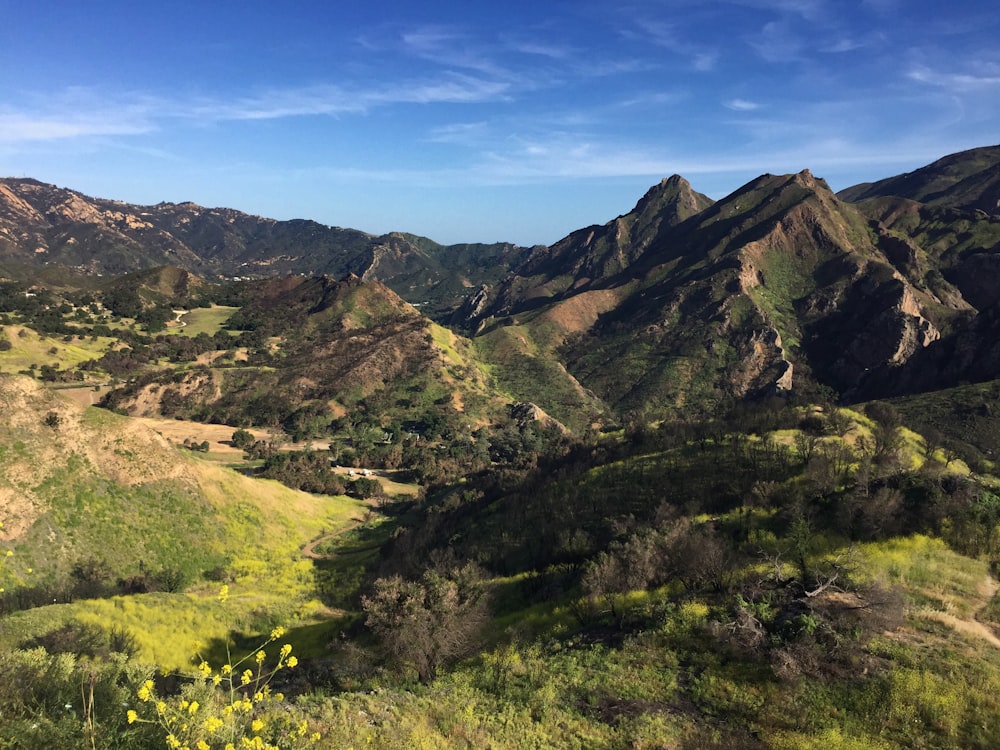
[630,174,713,225]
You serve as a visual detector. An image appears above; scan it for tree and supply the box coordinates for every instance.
[231,428,254,451]
[362,564,489,684]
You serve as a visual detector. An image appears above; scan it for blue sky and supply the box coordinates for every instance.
[2,1,998,246]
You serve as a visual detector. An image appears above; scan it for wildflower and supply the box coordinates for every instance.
[137,680,154,702]
[203,716,224,733]
[197,742,210,750]
[198,661,212,677]
[251,718,265,734]
[166,735,181,749]
[279,643,292,658]
[269,626,286,640]
[212,674,222,686]
[126,710,139,724]
[286,656,298,668]
[221,664,233,676]
[218,585,229,603]
[255,649,266,664]
[188,700,200,714]
[241,668,253,686]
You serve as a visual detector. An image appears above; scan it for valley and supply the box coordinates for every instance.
[0,144,1000,748]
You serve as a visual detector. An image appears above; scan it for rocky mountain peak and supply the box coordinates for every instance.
[630,174,713,226]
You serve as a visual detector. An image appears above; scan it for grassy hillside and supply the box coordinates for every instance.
[0,375,366,669]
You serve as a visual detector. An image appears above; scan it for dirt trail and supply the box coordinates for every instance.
[301,523,361,561]
[915,575,1000,648]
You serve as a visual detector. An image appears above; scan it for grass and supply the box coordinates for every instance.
[0,325,115,374]
[858,534,990,616]
[172,306,239,337]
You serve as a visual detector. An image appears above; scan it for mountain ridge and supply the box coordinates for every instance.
[3,144,999,422]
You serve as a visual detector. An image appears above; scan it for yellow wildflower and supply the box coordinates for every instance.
[203,716,224,733]
[279,643,292,658]
[218,585,229,603]
[251,718,265,733]
[126,710,139,724]
[286,656,298,668]
[241,669,253,686]
[137,680,154,702]
[269,626,285,640]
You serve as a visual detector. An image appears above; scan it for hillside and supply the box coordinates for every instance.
[0,374,363,605]
[838,144,1000,214]
[0,178,532,319]
[98,274,513,442]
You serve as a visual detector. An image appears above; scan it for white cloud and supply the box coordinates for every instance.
[0,114,152,142]
[908,64,1000,90]
[724,98,761,111]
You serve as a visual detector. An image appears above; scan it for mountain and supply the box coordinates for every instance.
[0,178,532,319]
[838,144,1000,215]
[100,274,508,435]
[468,168,980,420]
[4,145,1000,425]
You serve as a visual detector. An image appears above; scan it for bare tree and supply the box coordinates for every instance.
[362,563,489,684]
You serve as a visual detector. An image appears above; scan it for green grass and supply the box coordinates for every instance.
[173,306,239,337]
[0,325,116,374]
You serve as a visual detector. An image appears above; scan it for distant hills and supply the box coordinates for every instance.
[0,178,532,319]
[2,144,1000,423]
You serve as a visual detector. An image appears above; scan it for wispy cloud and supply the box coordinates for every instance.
[0,88,158,143]
[625,18,720,71]
[748,20,805,62]
[424,121,491,145]
[0,72,516,145]
[0,113,152,142]
[730,0,827,21]
[724,98,761,111]
[908,64,1000,90]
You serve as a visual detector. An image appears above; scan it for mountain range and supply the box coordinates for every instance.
[2,144,999,426]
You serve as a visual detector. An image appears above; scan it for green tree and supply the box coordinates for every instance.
[231,428,254,450]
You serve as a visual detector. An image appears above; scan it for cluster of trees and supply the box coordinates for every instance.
[353,397,1000,688]
[0,558,187,617]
